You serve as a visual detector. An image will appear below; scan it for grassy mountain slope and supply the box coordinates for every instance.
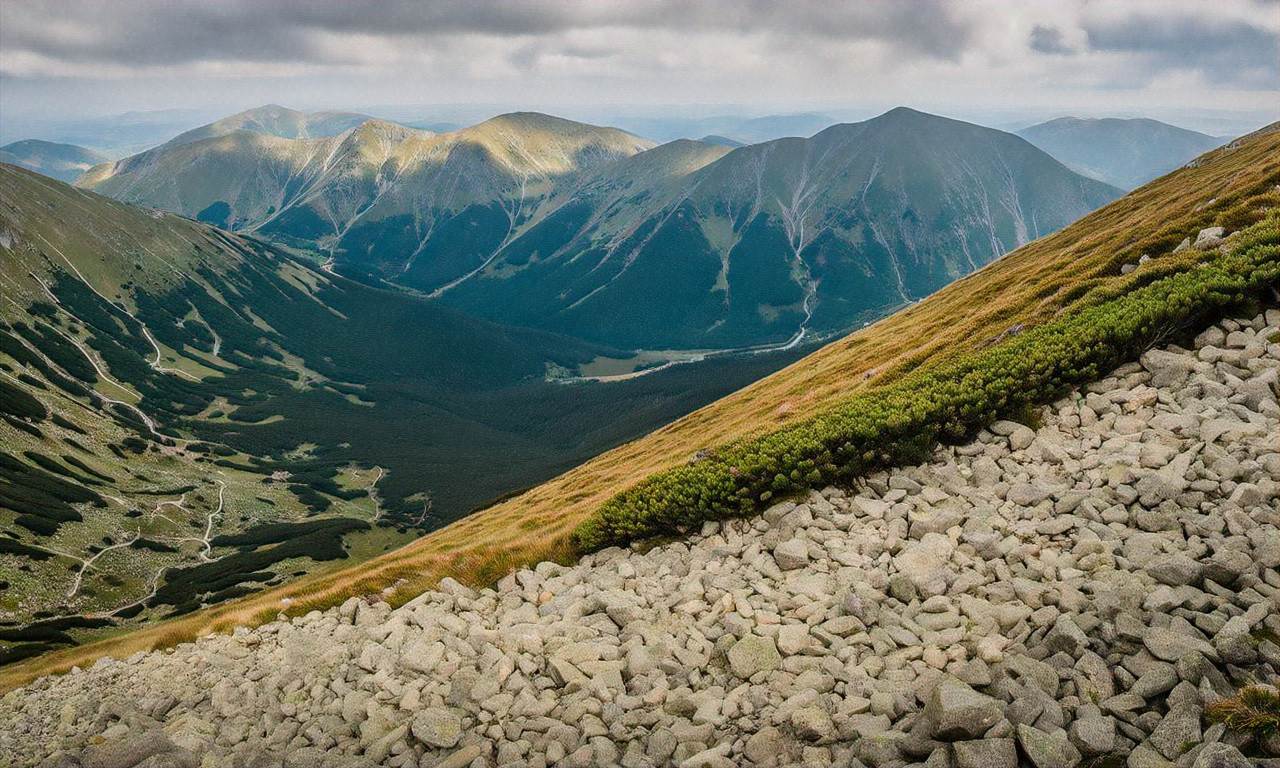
[0,165,796,667]
[5,122,1274,692]
[441,108,1120,348]
[1018,116,1226,190]
[0,140,107,183]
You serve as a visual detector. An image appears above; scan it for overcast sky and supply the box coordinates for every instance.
[1,0,1276,133]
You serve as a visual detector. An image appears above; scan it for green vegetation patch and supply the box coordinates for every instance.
[0,452,103,536]
[150,517,371,614]
[0,537,54,560]
[574,213,1280,550]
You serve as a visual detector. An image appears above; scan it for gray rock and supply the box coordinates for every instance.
[1191,742,1252,768]
[1015,724,1081,768]
[432,745,485,768]
[410,707,462,749]
[952,738,1016,768]
[1212,616,1257,665]
[773,539,810,570]
[1007,483,1050,507]
[1147,707,1200,761]
[1145,554,1202,587]
[1131,663,1179,699]
[1144,627,1215,662]
[743,726,788,766]
[790,706,835,743]
[1044,615,1089,657]
[921,677,1004,741]
[81,731,179,768]
[1068,716,1115,756]
[893,533,954,597]
[1194,226,1225,250]
[727,635,782,679]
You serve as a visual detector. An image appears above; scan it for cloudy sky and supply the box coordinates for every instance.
[1,0,1276,133]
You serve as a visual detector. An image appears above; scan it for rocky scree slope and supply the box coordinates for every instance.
[4,309,1279,767]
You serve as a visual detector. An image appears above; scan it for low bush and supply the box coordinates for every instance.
[1207,685,1280,746]
[574,213,1280,550]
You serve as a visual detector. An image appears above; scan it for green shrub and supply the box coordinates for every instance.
[1207,685,1280,744]
[574,213,1280,550]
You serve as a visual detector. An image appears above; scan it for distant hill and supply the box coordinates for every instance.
[611,112,836,143]
[0,140,106,182]
[163,104,379,146]
[1017,117,1226,189]
[0,108,215,158]
[78,106,1118,352]
[699,134,745,147]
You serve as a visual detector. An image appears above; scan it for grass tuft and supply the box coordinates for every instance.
[1207,685,1280,742]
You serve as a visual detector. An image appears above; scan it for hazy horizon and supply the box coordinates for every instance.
[2,0,1276,143]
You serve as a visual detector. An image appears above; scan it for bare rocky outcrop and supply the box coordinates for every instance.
[3,309,1279,767]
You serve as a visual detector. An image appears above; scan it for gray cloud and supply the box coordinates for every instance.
[0,0,975,72]
[1029,25,1073,55]
[0,1,1274,127]
[1083,13,1279,87]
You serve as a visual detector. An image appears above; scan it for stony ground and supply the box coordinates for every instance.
[4,309,1279,768]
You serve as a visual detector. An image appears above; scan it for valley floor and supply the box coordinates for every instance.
[3,310,1278,767]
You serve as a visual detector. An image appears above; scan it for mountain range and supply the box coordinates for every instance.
[77,106,1120,350]
[1016,116,1226,190]
[0,140,107,183]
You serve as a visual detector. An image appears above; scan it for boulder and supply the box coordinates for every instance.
[728,635,782,679]
[1016,724,1081,768]
[410,707,462,749]
[952,738,1016,768]
[773,539,810,570]
[921,677,1004,741]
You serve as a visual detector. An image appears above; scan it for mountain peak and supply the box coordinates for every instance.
[166,105,377,148]
[473,111,638,140]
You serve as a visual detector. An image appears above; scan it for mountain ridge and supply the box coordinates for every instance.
[1017,115,1226,189]
[433,107,1120,348]
[78,106,1120,352]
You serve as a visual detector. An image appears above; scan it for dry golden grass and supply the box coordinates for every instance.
[3,127,1277,694]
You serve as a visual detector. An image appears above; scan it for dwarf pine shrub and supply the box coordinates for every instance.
[574,212,1280,550]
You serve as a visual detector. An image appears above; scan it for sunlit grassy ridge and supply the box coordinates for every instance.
[2,123,1276,693]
